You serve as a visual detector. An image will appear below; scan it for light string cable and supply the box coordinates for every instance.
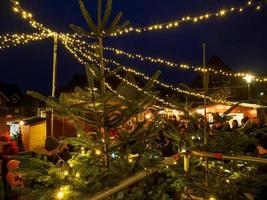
[60,37,179,109]
[64,37,234,105]
[9,0,267,82]
[0,32,50,50]
[68,33,267,83]
[109,0,266,37]
[58,35,126,101]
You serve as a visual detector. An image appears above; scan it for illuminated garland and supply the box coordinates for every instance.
[9,1,267,83]
[5,0,264,101]
[60,38,179,108]
[109,1,265,37]
[0,32,50,50]
[64,38,234,105]
[10,0,53,34]
[1,31,266,83]
[67,34,267,83]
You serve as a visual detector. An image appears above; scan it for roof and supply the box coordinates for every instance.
[0,82,23,106]
[191,55,232,89]
[21,116,46,126]
[207,55,232,71]
[0,82,23,99]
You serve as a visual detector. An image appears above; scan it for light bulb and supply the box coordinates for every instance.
[56,191,64,199]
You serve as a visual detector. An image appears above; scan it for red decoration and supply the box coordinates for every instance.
[6,160,24,189]
[214,153,222,160]
[109,128,119,138]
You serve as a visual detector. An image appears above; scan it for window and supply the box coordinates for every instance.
[211,75,220,83]
[222,76,230,85]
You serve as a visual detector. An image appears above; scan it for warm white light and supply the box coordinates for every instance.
[75,173,80,178]
[13,7,19,12]
[56,191,64,199]
[260,92,264,96]
[209,196,217,200]
[64,170,68,176]
[19,121,24,126]
[145,113,152,120]
[220,10,226,16]
[95,149,101,155]
[244,74,254,83]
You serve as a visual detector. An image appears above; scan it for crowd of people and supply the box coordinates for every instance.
[1,113,267,199]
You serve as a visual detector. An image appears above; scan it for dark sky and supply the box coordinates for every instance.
[0,0,267,95]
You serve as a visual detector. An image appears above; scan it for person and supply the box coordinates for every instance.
[231,120,239,132]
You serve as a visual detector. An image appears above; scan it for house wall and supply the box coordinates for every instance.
[29,123,46,151]
[0,117,8,134]
[46,112,96,139]
[21,125,30,151]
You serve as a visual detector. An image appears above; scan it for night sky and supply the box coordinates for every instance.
[0,0,267,95]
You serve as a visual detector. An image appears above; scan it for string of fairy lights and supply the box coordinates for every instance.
[60,37,179,108]
[66,39,233,105]
[1,30,267,84]
[109,0,266,37]
[1,0,266,105]
[2,0,266,82]
[0,32,50,50]
[2,1,266,199]
[72,40,267,83]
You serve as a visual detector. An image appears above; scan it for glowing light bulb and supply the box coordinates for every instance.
[128,158,133,163]
[13,7,19,12]
[220,10,226,16]
[209,195,217,200]
[19,121,24,126]
[95,149,101,155]
[75,173,80,178]
[244,74,254,83]
[64,170,68,176]
[56,191,64,199]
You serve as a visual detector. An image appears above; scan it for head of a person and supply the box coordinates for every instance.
[257,136,267,155]
[232,120,238,127]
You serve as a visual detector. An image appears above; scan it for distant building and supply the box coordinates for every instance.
[0,82,23,108]
[191,56,267,102]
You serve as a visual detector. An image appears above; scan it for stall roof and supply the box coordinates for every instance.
[21,116,46,126]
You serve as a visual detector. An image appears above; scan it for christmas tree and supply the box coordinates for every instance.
[11,1,267,200]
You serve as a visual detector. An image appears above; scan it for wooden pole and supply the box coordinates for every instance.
[202,43,209,192]
[51,34,58,137]
[192,151,267,164]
